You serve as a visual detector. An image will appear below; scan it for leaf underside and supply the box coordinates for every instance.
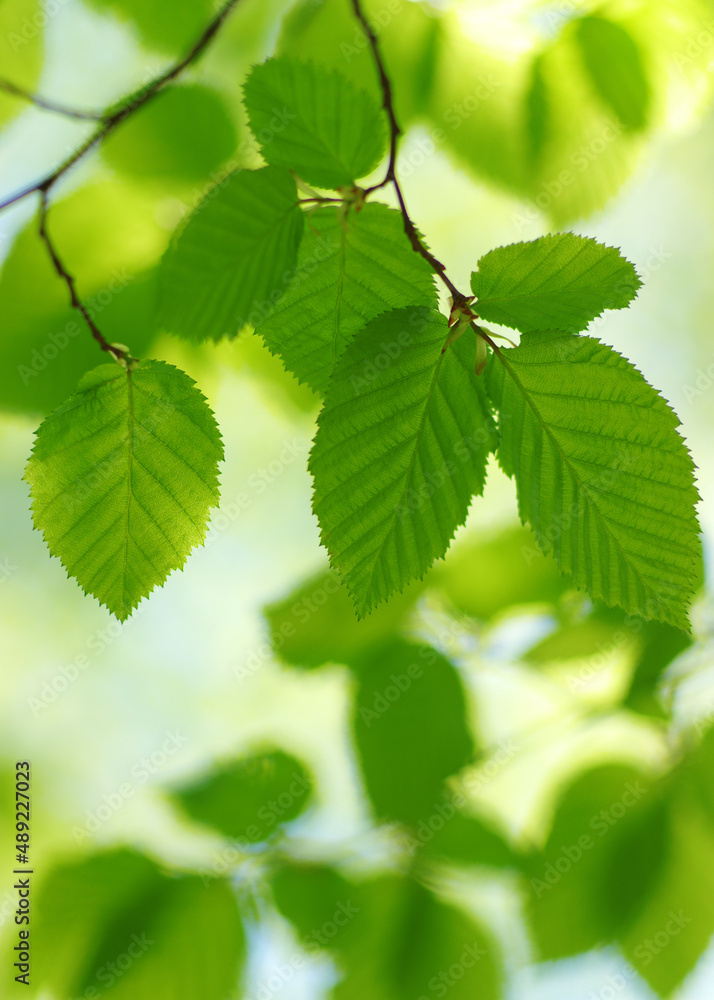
[471,232,641,333]
[25,360,223,620]
[310,307,496,616]
[158,165,304,341]
[487,331,700,628]
[243,56,387,189]
[255,202,438,393]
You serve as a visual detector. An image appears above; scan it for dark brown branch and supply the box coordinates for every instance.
[38,192,125,361]
[350,0,468,307]
[0,78,105,121]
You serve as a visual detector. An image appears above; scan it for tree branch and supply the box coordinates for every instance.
[0,0,242,214]
[0,0,242,362]
[350,0,468,308]
[38,191,125,361]
[0,78,105,121]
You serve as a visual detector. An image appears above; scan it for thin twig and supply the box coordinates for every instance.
[0,0,242,214]
[350,0,468,307]
[38,192,124,360]
[0,78,105,121]
[0,0,242,360]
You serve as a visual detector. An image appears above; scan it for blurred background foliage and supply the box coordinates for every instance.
[1,0,714,998]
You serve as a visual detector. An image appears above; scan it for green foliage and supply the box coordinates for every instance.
[82,0,215,54]
[244,57,386,189]
[158,166,304,341]
[420,811,520,870]
[25,360,223,620]
[102,85,238,185]
[272,866,502,1000]
[470,234,641,334]
[263,569,424,671]
[27,849,245,999]
[255,203,437,393]
[310,307,496,616]
[575,16,651,131]
[525,764,668,959]
[4,7,714,1000]
[352,640,474,827]
[173,749,313,842]
[486,330,700,628]
[433,524,568,621]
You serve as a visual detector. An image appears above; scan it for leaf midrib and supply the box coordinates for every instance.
[119,366,135,619]
[495,345,653,604]
[357,345,447,611]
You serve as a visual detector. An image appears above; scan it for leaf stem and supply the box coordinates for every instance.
[350,0,467,307]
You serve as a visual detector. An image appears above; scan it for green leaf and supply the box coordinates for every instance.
[277,0,442,128]
[470,234,641,334]
[261,569,424,672]
[419,811,521,871]
[81,0,215,55]
[433,523,569,621]
[486,331,700,628]
[525,55,549,168]
[255,203,438,393]
[102,84,238,185]
[575,16,651,130]
[25,360,223,620]
[158,166,304,341]
[353,640,474,828]
[244,57,386,190]
[310,307,496,616]
[525,765,668,961]
[621,733,714,995]
[28,849,245,1000]
[272,866,502,1000]
[172,749,313,842]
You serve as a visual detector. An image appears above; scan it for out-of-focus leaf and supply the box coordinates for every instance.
[353,640,474,827]
[525,764,668,960]
[27,849,245,1000]
[419,811,521,870]
[575,16,651,130]
[83,0,215,55]
[524,615,629,665]
[426,15,530,197]
[272,865,502,1000]
[521,27,644,224]
[0,183,166,416]
[622,731,714,995]
[277,0,442,127]
[433,524,568,621]
[0,0,44,129]
[262,570,424,672]
[158,166,304,342]
[102,85,238,185]
[173,749,313,843]
[525,54,549,168]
